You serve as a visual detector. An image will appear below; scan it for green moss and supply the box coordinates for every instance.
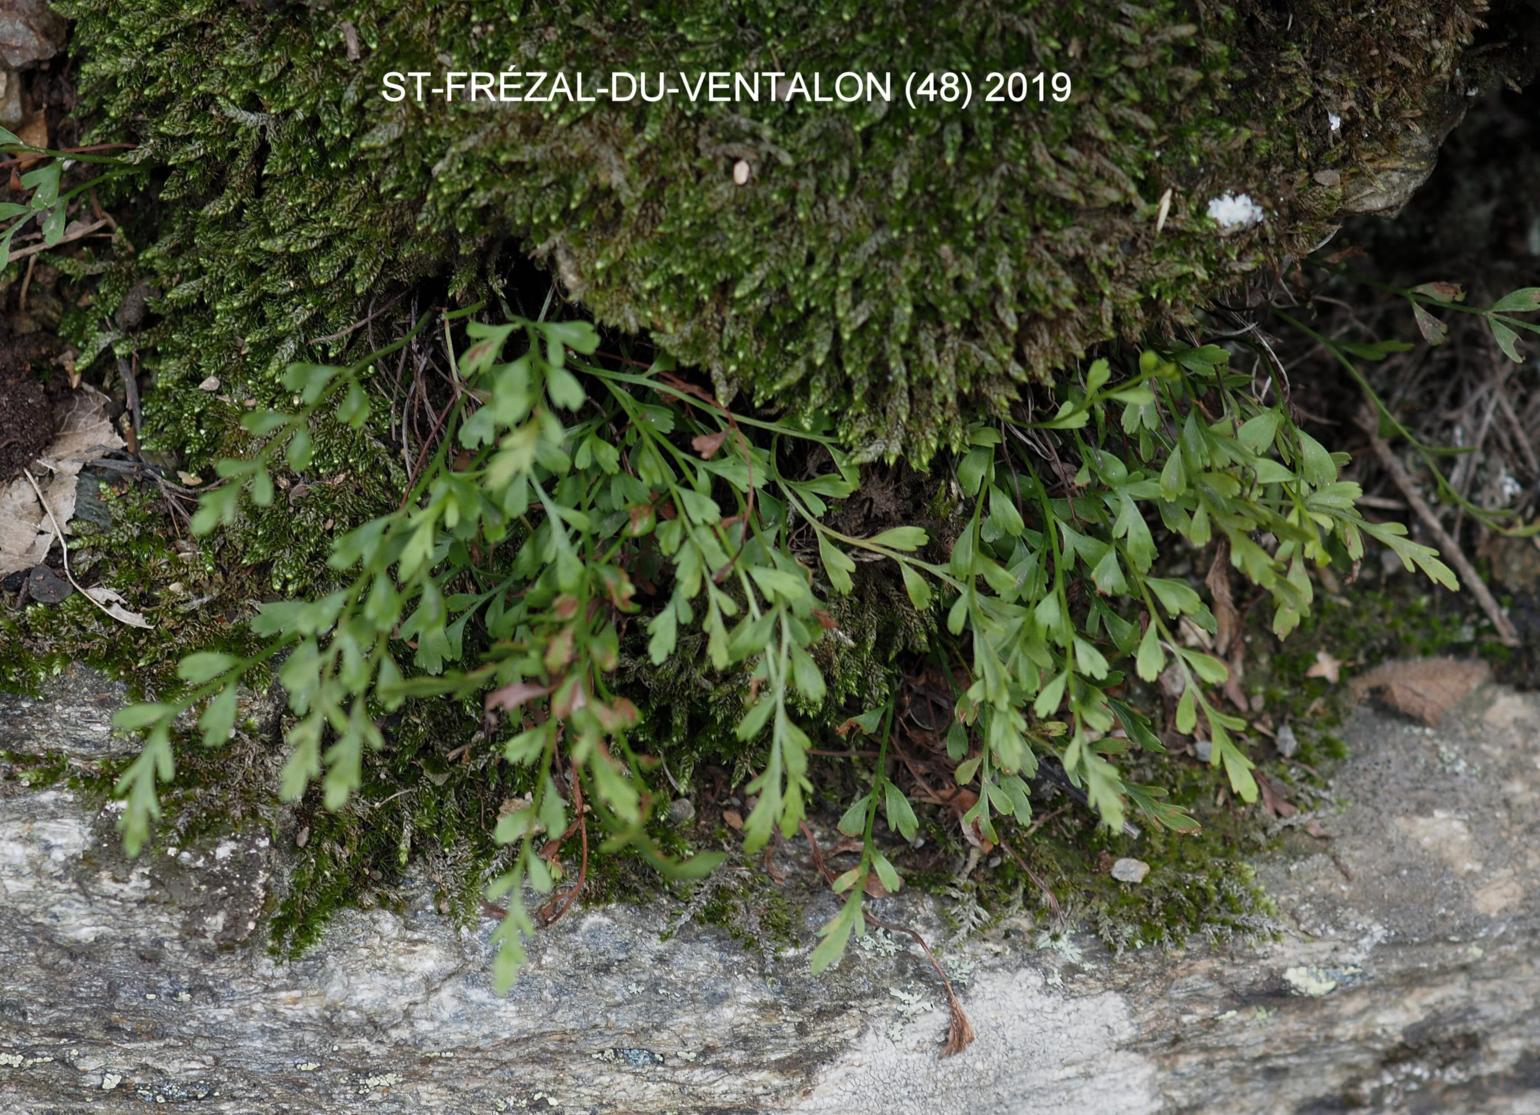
[16,0,1530,973]
[946,755,1274,953]
[57,0,1513,463]
[0,483,257,696]
[937,559,1508,951]
[0,749,74,789]
[687,870,802,952]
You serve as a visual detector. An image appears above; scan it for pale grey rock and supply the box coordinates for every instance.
[0,0,64,69]
[1111,857,1151,884]
[0,664,131,759]
[0,679,1537,1112]
[0,67,20,127]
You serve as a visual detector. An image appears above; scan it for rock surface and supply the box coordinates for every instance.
[0,664,129,760]
[0,0,64,69]
[1,673,1538,1112]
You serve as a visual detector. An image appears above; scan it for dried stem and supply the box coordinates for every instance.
[1358,412,1519,646]
[20,467,140,628]
[800,821,976,1056]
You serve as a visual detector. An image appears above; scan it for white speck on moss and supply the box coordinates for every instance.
[1328,111,1342,133]
[1206,192,1264,232]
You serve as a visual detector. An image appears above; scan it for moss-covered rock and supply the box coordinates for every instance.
[60,0,1524,462]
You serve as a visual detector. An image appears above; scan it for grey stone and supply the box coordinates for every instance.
[1111,857,1150,884]
[666,796,696,825]
[0,67,20,127]
[23,563,70,604]
[0,664,130,758]
[0,0,64,69]
[0,680,1537,1112]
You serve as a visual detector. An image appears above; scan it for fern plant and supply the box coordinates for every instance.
[0,125,135,271]
[110,314,1456,985]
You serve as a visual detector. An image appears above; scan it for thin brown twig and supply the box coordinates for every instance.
[399,396,454,509]
[308,290,409,345]
[19,253,36,311]
[1494,372,1540,479]
[537,761,590,927]
[5,218,110,263]
[999,841,1064,922]
[799,822,976,1056]
[594,347,653,371]
[1359,410,1519,646]
[20,467,142,628]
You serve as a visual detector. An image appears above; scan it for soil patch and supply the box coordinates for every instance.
[0,369,58,482]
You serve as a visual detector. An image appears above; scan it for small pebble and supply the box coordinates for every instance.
[26,564,73,604]
[1111,857,1149,884]
[1275,723,1299,759]
[666,798,695,825]
[1193,739,1213,763]
[732,159,751,186]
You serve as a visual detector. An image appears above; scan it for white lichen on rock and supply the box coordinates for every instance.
[1283,965,1339,997]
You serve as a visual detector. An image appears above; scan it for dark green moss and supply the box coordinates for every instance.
[14,0,1530,971]
[0,749,74,789]
[58,0,1516,463]
[0,482,258,697]
[948,757,1274,953]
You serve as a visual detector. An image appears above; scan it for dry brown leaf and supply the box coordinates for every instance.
[1221,651,1247,712]
[1256,771,1298,820]
[1350,657,1491,727]
[483,680,552,716]
[0,475,51,575]
[1306,649,1342,685]
[13,109,49,170]
[1202,547,1249,709]
[862,872,889,899]
[82,585,152,629]
[0,387,124,576]
[1205,543,1239,655]
[690,430,728,459]
[41,389,126,464]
